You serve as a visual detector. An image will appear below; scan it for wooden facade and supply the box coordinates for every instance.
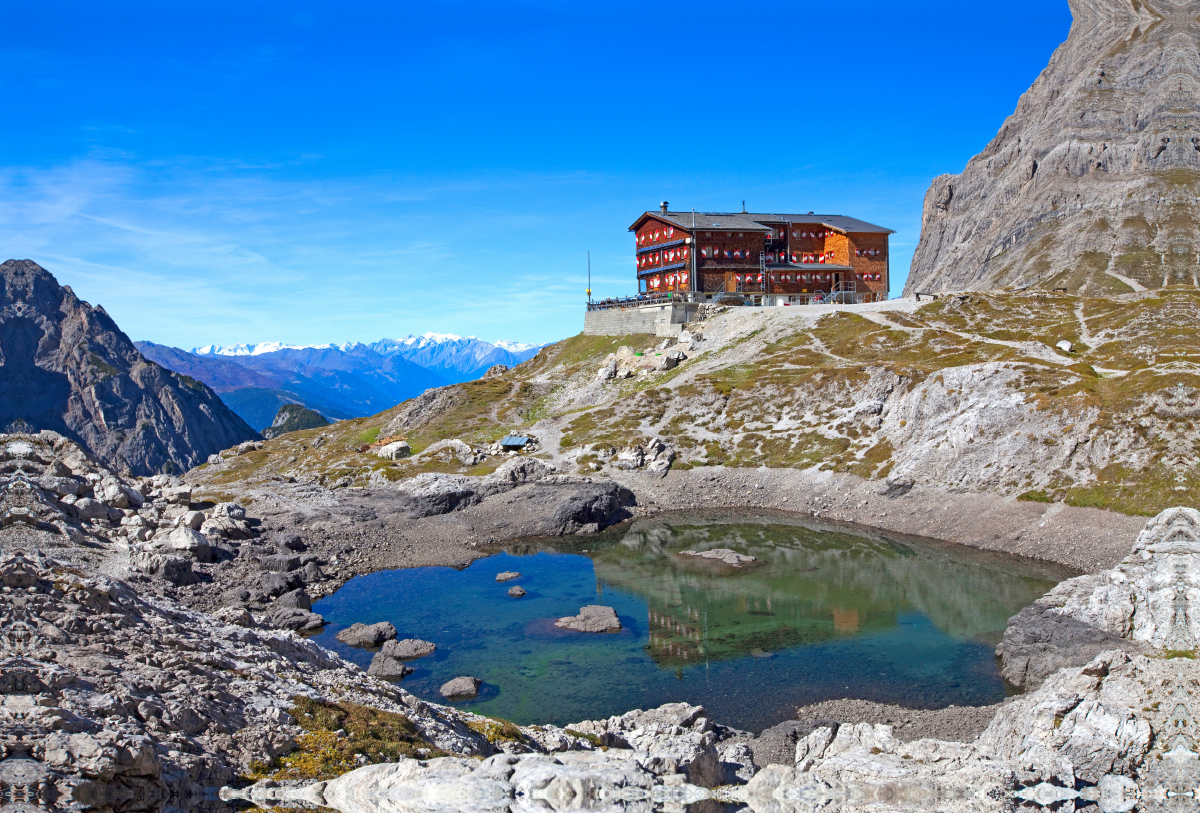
[629,205,894,301]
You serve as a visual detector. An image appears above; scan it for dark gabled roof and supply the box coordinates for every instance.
[745,213,895,234]
[630,210,893,235]
[629,212,770,233]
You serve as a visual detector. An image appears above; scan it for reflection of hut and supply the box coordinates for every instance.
[646,609,702,664]
[832,607,860,635]
[500,435,530,453]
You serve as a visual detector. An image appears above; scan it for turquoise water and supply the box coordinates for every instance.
[312,514,1072,732]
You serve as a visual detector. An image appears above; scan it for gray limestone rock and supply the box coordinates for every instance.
[130,552,197,586]
[439,676,482,698]
[999,505,1200,689]
[260,553,302,572]
[268,606,325,631]
[380,638,436,660]
[336,621,398,648]
[273,588,312,611]
[907,1,1200,295]
[555,605,621,633]
[495,571,520,582]
[507,585,526,598]
[366,653,414,680]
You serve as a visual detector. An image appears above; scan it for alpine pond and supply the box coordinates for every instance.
[312,513,1072,732]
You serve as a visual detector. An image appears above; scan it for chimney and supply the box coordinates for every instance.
[660,201,669,213]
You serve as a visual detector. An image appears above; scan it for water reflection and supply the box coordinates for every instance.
[575,515,1069,669]
[313,512,1071,731]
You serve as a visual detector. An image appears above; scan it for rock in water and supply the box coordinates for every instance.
[366,652,414,679]
[508,585,527,598]
[440,676,481,698]
[0,260,257,475]
[336,622,398,648]
[907,1,1200,295]
[679,548,756,567]
[555,605,621,633]
[261,403,330,439]
[379,638,436,660]
[495,571,520,582]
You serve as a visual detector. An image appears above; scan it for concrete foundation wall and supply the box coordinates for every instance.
[584,302,699,337]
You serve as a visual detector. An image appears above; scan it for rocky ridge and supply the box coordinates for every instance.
[907,0,1200,295]
[0,260,257,476]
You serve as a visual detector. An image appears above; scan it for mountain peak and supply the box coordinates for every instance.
[1,259,257,474]
[907,0,1200,294]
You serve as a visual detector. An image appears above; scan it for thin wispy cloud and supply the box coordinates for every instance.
[0,154,605,347]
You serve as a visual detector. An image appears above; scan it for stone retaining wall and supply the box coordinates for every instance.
[584,302,698,337]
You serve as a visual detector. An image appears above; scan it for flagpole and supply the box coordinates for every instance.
[587,251,592,303]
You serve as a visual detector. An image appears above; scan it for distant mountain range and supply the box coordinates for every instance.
[135,334,545,431]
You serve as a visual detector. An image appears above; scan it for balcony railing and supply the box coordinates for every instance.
[586,293,690,311]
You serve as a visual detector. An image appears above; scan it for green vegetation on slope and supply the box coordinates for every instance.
[191,291,1200,517]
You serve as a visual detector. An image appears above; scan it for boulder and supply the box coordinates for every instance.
[508,586,527,598]
[260,554,302,573]
[213,606,255,628]
[336,622,398,648]
[439,676,481,698]
[556,605,621,633]
[38,475,82,498]
[73,498,108,521]
[212,502,247,521]
[375,441,410,460]
[997,506,1200,689]
[130,553,196,586]
[161,527,213,562]
[161,485,192,505]
[272,589,312,611]
[268,607,325,632]
[179,510,205,530]
[495,571,520,582]
[366,653,413,680]
[278,534,307,551]
[566,703,724,788]
[256,572,302,598]
[380,639,436,660]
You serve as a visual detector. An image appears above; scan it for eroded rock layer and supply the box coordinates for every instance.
[907,0,1200,295]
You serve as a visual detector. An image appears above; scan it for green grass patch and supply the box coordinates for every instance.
[246,697,447,783]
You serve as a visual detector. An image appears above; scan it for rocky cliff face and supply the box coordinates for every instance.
[907,0,1200,295]
[0,259,257,476]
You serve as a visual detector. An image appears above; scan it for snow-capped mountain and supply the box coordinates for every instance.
[141,333,549,431]
[365,333,546,381]
[193,341,346,356]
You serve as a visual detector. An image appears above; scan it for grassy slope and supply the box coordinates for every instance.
[188,291,1200,517]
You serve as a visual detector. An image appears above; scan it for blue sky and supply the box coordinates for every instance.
[0,1,1072,348]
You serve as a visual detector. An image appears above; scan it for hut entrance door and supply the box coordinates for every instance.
[724,273,737,292]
